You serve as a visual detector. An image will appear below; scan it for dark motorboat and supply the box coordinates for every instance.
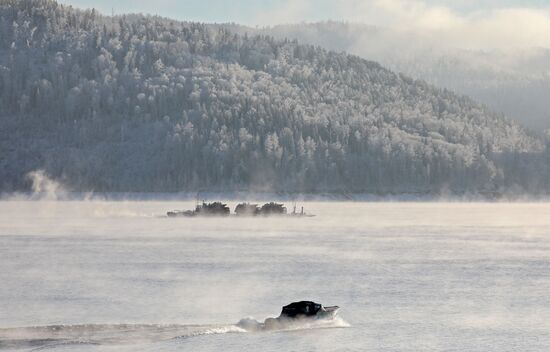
[262,301,340,329]
[280,301,339,319]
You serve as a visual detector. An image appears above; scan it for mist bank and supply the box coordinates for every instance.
[4,190,550,203]
[1,1,550,196]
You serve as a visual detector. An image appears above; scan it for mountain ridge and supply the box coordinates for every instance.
[0,0,547,194]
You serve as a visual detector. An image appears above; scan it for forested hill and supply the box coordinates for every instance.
[0,0,547,194]
[247,22,550,131]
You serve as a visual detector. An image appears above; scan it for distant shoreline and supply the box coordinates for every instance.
[2,191,550,202]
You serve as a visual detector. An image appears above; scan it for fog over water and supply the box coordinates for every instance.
[1,201,550,351]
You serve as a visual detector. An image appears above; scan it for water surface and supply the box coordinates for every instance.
[1,201,549,351]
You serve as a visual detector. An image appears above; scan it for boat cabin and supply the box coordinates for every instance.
[280,301,323,317]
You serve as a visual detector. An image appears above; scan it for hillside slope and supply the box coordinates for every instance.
[0,0,546,194]
[250,22,550,131]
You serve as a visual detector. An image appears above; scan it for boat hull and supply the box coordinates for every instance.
[263,306,340,330]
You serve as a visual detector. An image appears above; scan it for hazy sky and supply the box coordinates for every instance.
[60,0,550,49]
[58,0,548,24]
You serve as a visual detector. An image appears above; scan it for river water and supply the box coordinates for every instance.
[1,201,550,351]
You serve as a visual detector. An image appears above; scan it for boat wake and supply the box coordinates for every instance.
[0,324,243,350]
[0,318,349,350]
[237,316,350,332]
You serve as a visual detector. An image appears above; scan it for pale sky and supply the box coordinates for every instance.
[59,0,550,26]
[59,0,550,49]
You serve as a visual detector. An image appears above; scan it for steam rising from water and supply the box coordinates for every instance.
[0,324,245,349]
[26,170,68,200]
[1,170,76,201]
[2,201,550,351]
[237,316,350,332]
[0,318,350,350]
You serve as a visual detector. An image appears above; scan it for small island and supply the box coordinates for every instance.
[167,202,314,217]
